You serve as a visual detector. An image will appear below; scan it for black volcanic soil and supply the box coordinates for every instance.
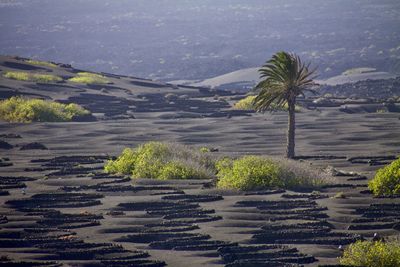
[0,56,400,266]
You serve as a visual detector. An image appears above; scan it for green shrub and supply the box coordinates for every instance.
[216,155,331,191]
[233,95,257,110]
[105,142,332,186]
[3,71,30,81]
[333,192,346,199]
[233,95,300,111]
[216,156,283,190]
[159,160,210,180]
[104,148,137,175]
[368,158,400,196]
[68,72,109,84]
[25,60,57,68]
[104,142,214,180]
[3,71,62,83]
[0,96,90,122]
[32,74,62,83]
[199,147,211,153]
[340,240,400,267]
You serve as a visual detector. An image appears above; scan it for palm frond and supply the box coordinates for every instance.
[253,51,317,111]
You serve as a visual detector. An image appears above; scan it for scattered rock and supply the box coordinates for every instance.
[360,189,373,194]
[282,193,329,200]
[0,140,13,150]
[161,194,223,203]
[6,192,104,209]
[71,113,97,122]
[20,142,48,150]
[0,160,13,167]
[347,155,397,166]
[106,211,125,216]
[0,134,21,138]
[294,155,346,161]
[347,176,367,181]
[4,61,44,70]
[244,189,285,196]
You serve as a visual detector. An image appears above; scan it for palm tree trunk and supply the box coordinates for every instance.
[286,99,296,159]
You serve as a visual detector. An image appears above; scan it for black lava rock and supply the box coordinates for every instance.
[0,140,13,150]
[20,142,48,150]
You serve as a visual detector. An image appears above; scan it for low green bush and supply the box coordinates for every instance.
[3,71,62,83]
[0,96,90,122]
[105,142,332,186]
[199,147,211,153]
[233,95,257,110]
[104,142,214,180]
[159,160,209,180]
[368,158,400,196]
[216,156,283,190]
[25,59,57,68]
[216,155,331,191]
[333,192,346,199]
[104,148,137,175]
[233,95,300,112]
[68,72,109,84]
[340,240,400,267]
[3,71,30,81]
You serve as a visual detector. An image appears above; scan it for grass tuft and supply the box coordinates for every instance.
[3,71,62,83]
[68,72,109,84]
[25,59,57,68]
[216,155,332,191]
[0,96,90,122]
[333,192,346,199]
[104,142,215,180]
[199,147,211,153]
[232,95,300,112]
[233,95,257,110]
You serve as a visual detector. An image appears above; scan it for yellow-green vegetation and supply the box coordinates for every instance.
[368,158,400,196]
[3,71,62,83]
[216,155,331,191]
[216,156,283,190]
[105,142,332,187]
[104,142,214,180]
[68,72,109,84]
[199,147,211,153]
[0,96,90,122]
[376,107,388,113]
[233,95,257,110]
[25,59,57,68]
[340,240,400,267]
[233,95,300,112]
[333,192,346,199]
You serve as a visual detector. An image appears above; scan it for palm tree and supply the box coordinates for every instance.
[253,51,317,159]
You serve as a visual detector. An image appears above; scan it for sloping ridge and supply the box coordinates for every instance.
[188,66,397,91]
[191,67,260,89]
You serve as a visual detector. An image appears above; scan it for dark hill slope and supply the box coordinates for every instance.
[0,55,249,121]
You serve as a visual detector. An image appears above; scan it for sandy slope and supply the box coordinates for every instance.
[187,66,396,91]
